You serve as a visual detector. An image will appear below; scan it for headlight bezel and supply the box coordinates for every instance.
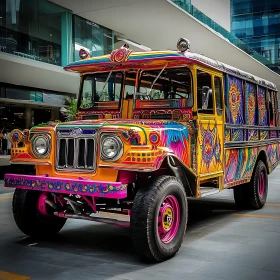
[100,134,123,162]
[31,134,51,158]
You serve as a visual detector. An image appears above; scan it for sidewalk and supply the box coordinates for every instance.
[0,180,13,196]
[0,155,10,167]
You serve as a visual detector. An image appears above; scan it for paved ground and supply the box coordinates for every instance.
[0,155,10,167]
[0,168,280,280]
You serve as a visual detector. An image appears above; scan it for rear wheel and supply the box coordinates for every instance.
[234,160,268,209]
[131,176,188,262]
[13,189,66,237]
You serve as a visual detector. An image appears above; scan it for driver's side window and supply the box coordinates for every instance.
[197,70,213,114]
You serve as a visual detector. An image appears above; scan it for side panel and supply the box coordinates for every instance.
[198,120,223,175]
[224,74,280,188]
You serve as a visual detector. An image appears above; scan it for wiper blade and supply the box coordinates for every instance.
[148,64,167,94]
[99,71,113,99]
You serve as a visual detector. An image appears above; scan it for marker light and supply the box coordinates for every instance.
[177,38,190,52]
[79,48,90,59]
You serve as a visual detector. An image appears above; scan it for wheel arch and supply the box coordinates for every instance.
[158,155,197,197]
[257,149,270,174]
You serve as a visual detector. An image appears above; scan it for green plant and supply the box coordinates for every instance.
[60,97,78,122]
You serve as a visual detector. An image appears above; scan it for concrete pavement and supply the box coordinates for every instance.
[0,168,280,279]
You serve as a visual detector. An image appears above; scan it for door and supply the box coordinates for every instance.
[196,68,224,195]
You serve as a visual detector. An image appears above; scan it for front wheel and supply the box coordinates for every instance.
[131,176,188,262]
[234,160,268,209]
[13,189,67,237]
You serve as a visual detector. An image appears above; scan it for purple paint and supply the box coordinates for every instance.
[4,174,127,199]
[157,195,180,244]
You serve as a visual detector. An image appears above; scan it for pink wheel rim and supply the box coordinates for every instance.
[37,192,50,216]
[157,195,180,244]
[258,171,265,198]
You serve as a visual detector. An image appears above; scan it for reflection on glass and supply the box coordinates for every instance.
[231,0,280,74]
[73,15,113,61]
[79,72,123,110]
[0,0,68,66]
[137,67,193,108]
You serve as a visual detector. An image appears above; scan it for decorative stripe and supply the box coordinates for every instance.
[225,138,280,149]
[4,174,127,199]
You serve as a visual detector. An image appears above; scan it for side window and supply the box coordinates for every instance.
[268,91,275,126]
[197,70,213,114]
[257,86,268,126]
[214,77,222,116]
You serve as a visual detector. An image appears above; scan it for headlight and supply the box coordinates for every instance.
[32,135,51,157]
[101,135,123,161]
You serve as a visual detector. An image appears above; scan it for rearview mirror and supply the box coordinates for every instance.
[201,86,211,110]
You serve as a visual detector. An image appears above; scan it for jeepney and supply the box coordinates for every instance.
[5,38,279,262]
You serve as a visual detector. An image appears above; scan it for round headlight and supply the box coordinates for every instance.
[101,135,123,161]
[32,135,50,157]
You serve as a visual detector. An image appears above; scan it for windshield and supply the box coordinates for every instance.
[136,67,193,108]
[79,72,123,109]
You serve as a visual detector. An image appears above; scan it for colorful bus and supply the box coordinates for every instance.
[5,38,279,262]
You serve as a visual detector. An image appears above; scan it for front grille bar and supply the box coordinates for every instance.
[56,137,96,172]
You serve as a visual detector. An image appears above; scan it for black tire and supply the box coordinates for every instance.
[131,176,188,262]
[234,160,268,210]
[12,189,66,237]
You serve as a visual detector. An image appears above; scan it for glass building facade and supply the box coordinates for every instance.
[73,15,114,62]
[0,0,115,66]
[231,0,280,74]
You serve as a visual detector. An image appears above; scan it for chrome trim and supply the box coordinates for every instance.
[100,134,124,162]
[56,133,97,172]
[31,134,51,158]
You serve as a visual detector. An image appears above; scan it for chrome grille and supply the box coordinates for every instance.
[56,137,96,172]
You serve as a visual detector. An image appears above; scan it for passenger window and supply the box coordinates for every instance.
[197,70,213,114]
[269,91,274,126]
[214,77,222,116]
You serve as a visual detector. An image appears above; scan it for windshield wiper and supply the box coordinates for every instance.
[99,71,113,100]
[148,64,167,95]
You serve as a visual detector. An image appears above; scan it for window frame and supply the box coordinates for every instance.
[135,66,194,109]
[214,76,223,116]
[197,69,214,115]
[78,71,124,110]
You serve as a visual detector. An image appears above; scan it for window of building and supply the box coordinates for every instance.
[73,15,114,61]
[0,0,68,66]
[261,49,271,60]
[197,70,213,114]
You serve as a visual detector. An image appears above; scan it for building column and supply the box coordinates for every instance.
[61,12,73,66]
[25,107,32,129]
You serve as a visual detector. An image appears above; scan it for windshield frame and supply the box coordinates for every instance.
[135,66,194,109]
[77,71,124,111]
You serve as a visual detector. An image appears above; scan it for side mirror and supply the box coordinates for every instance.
[201,86,211,110]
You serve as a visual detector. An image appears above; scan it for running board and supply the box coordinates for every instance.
[54,212,130,228]
[200,187,220,197]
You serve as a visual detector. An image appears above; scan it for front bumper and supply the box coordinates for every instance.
[4,174,127,199]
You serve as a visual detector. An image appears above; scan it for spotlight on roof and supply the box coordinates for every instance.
[79,48,90,59]
[177,38,190,52]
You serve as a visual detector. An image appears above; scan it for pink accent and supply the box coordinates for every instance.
[4,174,127,199]
[258,171,265,197]
[117,170,136,184]
[158,195,180,244]
[54,212,130,228]
[82,196,97,213]
[56,194,67,206]
[37,192,49,216]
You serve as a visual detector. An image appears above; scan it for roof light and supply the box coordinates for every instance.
[79,48,90,59]
[177,38,190,52]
